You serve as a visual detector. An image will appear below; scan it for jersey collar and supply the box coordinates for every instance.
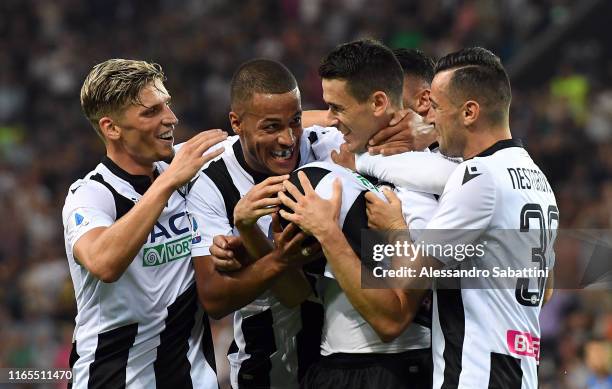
[473,138,523,158]
[101,156,159,195]
[232,141,273,184]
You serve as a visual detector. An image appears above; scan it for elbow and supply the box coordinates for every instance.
[85,258,124,283]
[376,326,403,343]
[92,265,123,283]
[197,287,231,320]
[372,318,410,343]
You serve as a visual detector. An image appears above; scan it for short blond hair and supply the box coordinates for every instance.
[80,59,165,139]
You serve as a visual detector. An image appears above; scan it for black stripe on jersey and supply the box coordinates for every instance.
[154,283,198,389]
[88,322,138,389]
[437,281,465,389]
[202,159,242,228]
[341,190,368,261]
[296,301,324,381]
[101,156,157,195]
[308,131,319,160]
[201,311,218,375]
[67,342,79,389]
[237,309,276,388]
[282,166,333,276]
[90,174,135,219]
[233,141,269,184]
[488,353,522,389]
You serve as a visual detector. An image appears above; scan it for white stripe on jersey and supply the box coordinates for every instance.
[62,157,217,388]
[421,139,558,389]
[187,126,341,389]
[289,161,431,355]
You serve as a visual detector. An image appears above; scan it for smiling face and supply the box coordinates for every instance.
[106,79,178,171]
[231,88,303,175]
[426,69,466,158]
[321,78,380,153]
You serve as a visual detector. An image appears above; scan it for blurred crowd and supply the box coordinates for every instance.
[0,0,610,387]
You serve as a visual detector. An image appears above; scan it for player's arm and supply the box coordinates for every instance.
[194,252,287,319]
[194,220,316,319]
[188,174,277,318]
[317,225,430,342]
[279,172,427,341]
[238,224,314,308]
[355,151,459,195]
[393,161,497,291]
[233,176,314,308]
[543,273,554,305]
[365,109,438,155]
[305,109,437,161]
[72,130,226,283]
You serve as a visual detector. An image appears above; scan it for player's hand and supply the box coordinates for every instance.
[234,175,288,229]
[279,171,342,238]
[365,188,407,230]
[270,213,321,267]
[331,143,356,171]
[164,129,227,188]
[209,235,250,272]
[367,109,437,155]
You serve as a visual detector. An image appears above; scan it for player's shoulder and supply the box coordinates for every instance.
[296,161,380,195]
[446,157,495,192]
[63,169,116,215]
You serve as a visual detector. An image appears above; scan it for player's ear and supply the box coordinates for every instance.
[371,91,389,117]
[99,116,120,141]
[415,88,431,116]
[463,100,479,126]
[229,111,242,135]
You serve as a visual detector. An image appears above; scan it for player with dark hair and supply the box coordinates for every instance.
[63,59,227,388]
[188,58,344,389]
[277,39,458,389]
[283,47,558,389]
[393,48,435,116]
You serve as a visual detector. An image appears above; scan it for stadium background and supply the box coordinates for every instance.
[0,0,611,387]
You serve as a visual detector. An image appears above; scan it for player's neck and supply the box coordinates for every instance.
[463,127,512,159]
[106,150,156,180]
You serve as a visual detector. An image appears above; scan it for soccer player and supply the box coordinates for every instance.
[283,47,559,389]
[188,59,343,389]
[279,40,456,389]
[62,59,227,388]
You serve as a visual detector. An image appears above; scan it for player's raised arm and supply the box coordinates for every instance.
[73,130,226,283]
[280,170,426,341]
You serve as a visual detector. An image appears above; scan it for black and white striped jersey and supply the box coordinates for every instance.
[286,161,432,355]
[187,126,343,389]
[62,156,217,389]
[420,139,559,389]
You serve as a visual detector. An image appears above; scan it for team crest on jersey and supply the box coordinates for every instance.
[142,235,191,267]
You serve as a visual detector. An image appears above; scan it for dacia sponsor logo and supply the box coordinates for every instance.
[149,211,190,243]
[143,235,191,267]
